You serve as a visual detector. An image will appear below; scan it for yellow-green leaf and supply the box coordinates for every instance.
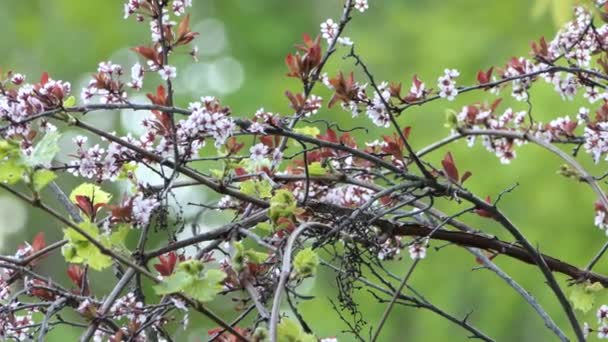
[0,159,25,184]
[62,221,112,271]
[307,162,327,176]
[32,169,56,192]
[69,183,112,205]
[293,247,319,278]
[63,95,76,107]
[569,281,602,313]
[294,126,320,137]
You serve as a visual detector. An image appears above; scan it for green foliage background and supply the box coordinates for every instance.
[0,0,606,341]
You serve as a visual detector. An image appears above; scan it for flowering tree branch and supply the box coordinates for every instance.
[3,0,608,341]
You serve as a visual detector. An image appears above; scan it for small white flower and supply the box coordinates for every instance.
[158,65,177,80]
[354,0,369,12]
[10,73,25,85]
[337,37,354,46]
[320,19,339,43]
[249,143,269,162]
[599,324,608,339]
[408,243,426,260]
[128,63,144,89]
[599,304,608,323]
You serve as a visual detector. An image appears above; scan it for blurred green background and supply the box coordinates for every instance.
[1,0,607,341]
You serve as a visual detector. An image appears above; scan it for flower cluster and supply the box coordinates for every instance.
[581,103,608,164]
[544,7,596,67]
[110,292,147,324]
[124,0,193,21]
[175,97,235,149]
[437,69,459,101]
[132,194,160,226]
[320,19,339,44]
[377,237,404,260]
[69,135,132,181]
[0,308,33,341]
[81,61,127,104]
[322,184,375,207]
[0,72,69,144]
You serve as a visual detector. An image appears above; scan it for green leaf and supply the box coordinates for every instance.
[25,131,61,168]
[117,162,138,181]
[232,242,269,272]
[209,168,224,179]
[293,247,319,278]
[0,159,25,184]
[239,179,273,199]
[183,269,226,302]
[62,221,112,271]
[153,270,195,295]
[63,95,76,107]
[0,140,20,160]
[32,169,56,192]
[77,243,113,270]
[269,190,298,223]
[153,268,226,303]
[255,222,274,237]
[107,223,131,247]
[294,126,320,137]
[569,281,603,313]
[307,162,327,176]
[178,259,205,275]
[277,318,317,342]
[587,281,604,293]
[69,183,112,205]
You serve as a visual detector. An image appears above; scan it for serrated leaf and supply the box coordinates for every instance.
[183,269,226,302]
[69,183,112,205]
[587,282,604,293]
[63,221,112,271]
[153,268,225,303]
[233,241,268,272]
[255,222,274,237]
[277,318,317,342]
[239,179,273,199]
[307,162,327,176]
[153,270,195,295]
[570,282,597,313]
[0,159,25,184]
[77,243,113,270]
[269,190,298,223]
[25,131,61,168]
[178,259,204,275]
[293,247,319,278]
[107,223,131,247]
[0,140,20,160]
[32,169,56,192]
